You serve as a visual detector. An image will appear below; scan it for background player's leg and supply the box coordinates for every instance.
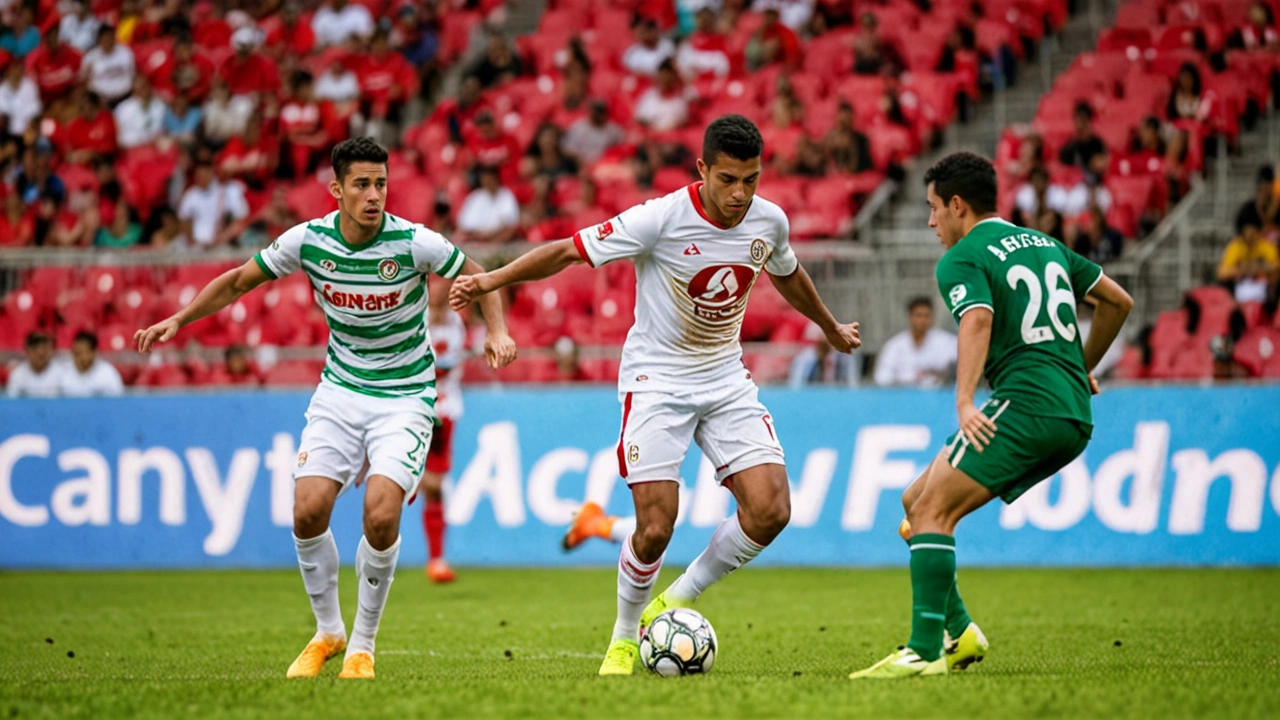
[293,476,344,640]
[420,418,454,582]
[347,475,406,662]
[613,480,678,643]
[666,463,789,605]
[903,461,994,662]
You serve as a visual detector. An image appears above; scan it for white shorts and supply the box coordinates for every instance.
[294,382,435,494]
[616,374,784,485]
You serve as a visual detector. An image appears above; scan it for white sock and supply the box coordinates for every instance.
[610,517,636,544]
[611,533,663,643]
[294,529,345,639]
[666,513,764,604]
[347,534,401,657]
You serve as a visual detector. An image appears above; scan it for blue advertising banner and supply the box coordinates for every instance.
[2,386,1278,568]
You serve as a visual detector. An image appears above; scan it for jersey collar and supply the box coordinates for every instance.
[688,182,749,230]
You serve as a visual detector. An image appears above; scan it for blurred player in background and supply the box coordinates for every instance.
[452,115,861,676]
[850,152,1132,680]
[415,280,467,584]
[135,137,516,680]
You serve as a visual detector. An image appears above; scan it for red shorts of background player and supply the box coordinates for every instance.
[425,417,455,474]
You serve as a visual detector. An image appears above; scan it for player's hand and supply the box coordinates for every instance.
[825,322,862,353]
[957,402,997,453]
[484,331,518,370]
[449,273,490,311]
[134,317,181,354]
[1088,373,1101,396]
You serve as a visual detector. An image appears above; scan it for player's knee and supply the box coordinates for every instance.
[293,500,330,537]
[754,495,791,539]
[633,520,674,559]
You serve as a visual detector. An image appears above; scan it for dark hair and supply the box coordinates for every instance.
[1258,164,1274,184]
[1237,199,1265,234]
[25,331,52,349]
[73,329,98,350]
[923,151,998,215]
[907,296,933,313]
[331,137,389,181]
[1177,62,1202,95]
[1073,101,1094,120]
[97,25,115,40]
[702,114,764,167]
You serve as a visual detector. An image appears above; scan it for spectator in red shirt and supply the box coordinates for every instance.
[154,36,216,103]
[220,27,281,100]
[359,30,416,125]
[430,74,485,144]
[27,26,83,107]
[263,3,317,61]
[750,7,801,71]
[279,70,332,178]
[466,110,521,182]
[65,91,118,164]
[0,193,35,246]
[217,114,278,190]
[676,7,732,78]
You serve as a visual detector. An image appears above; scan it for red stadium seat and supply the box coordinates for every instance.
[263,360,324,387]
[1233,328,1280,377]
[1185,285,1236,338]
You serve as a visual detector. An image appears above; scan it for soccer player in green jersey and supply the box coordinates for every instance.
[135,137,517,680]
[850,151,1133,679]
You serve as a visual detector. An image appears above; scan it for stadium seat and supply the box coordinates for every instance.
[1233,327,1280,377]
[263,360,324,387]
[1185,285,1236,338]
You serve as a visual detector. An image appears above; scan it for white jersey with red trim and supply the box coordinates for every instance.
[573,182,799,393]
[430,310,467,420]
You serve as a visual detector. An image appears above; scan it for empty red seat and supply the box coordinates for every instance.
[263,360,323,387]
[1233,328,1280,377]
[1185,285,1235,338]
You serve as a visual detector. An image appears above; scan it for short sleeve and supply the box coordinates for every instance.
[573,199,663,267]
[935,250,994,323]
[765,211,799,276]
[253,222,306,279]
[412,225,468,279]
[1063,246,1104,301]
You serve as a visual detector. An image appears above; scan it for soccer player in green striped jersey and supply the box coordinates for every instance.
[849,152,1133,680]
[135,137,517,680]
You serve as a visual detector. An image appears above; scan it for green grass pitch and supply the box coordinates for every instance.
[2,567,1278,719]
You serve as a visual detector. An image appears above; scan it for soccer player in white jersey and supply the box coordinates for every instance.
[414,281,468,584]
[134,137,516,680]
[451,115,861,675]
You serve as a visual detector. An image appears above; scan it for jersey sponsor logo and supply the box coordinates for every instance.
[750,238,767,264]
[321,284,403,311]
[378,259,401,281]
[684,243,702,256]
[596,220,615,240]
[296,451,308,467]
[320,259,336,272]
[686,264,756,319]
[949,284,967,306]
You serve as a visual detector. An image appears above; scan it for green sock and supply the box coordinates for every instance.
[946,578,973,641]
[907,533,956,662]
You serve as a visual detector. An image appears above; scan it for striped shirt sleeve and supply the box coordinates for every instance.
[254,223,307,279]
[412,226,468,279]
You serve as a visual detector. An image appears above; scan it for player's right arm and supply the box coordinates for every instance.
[1081,275,1134,381]
[135,223,305,353]
[451,202,662,310]
[936,250,997,450]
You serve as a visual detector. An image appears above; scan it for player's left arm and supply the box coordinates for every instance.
[457,255,517,370]
[1081,274,1134,386]
[766,216,860,352]
[768,265,861,353]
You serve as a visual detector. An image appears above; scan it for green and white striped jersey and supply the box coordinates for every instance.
[253,211,468,407]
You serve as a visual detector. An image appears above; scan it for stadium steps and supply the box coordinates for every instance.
[872,0,1121,240]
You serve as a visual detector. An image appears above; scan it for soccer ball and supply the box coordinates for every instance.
[639,608,717,677]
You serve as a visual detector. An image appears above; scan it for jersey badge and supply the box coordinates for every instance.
[683,243,701,256]
[597,220,615,240]
[949,284,967,306]
[750,238,767,264]
[627,444,640,464]
[321,259,336,272]
[296,451,308,467]
[379,259,401,281]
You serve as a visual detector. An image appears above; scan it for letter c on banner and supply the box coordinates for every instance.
[0,434,52,527]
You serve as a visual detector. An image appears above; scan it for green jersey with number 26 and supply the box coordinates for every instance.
[935,217,1104,428]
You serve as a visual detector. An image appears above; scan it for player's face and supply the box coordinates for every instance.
[926,182,962,248]
[333,162,387,230]
[71,340,94,372]
[698,154,761,226]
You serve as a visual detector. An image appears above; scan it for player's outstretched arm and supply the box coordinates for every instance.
[768,265,862,352]
[1082,275,1134,377]
[955,308,997,451]
[449,239,584,311]
[456,256,518,370]
[134,259,272,354]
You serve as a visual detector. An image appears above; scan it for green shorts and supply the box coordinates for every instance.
[943,398,1092,503]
